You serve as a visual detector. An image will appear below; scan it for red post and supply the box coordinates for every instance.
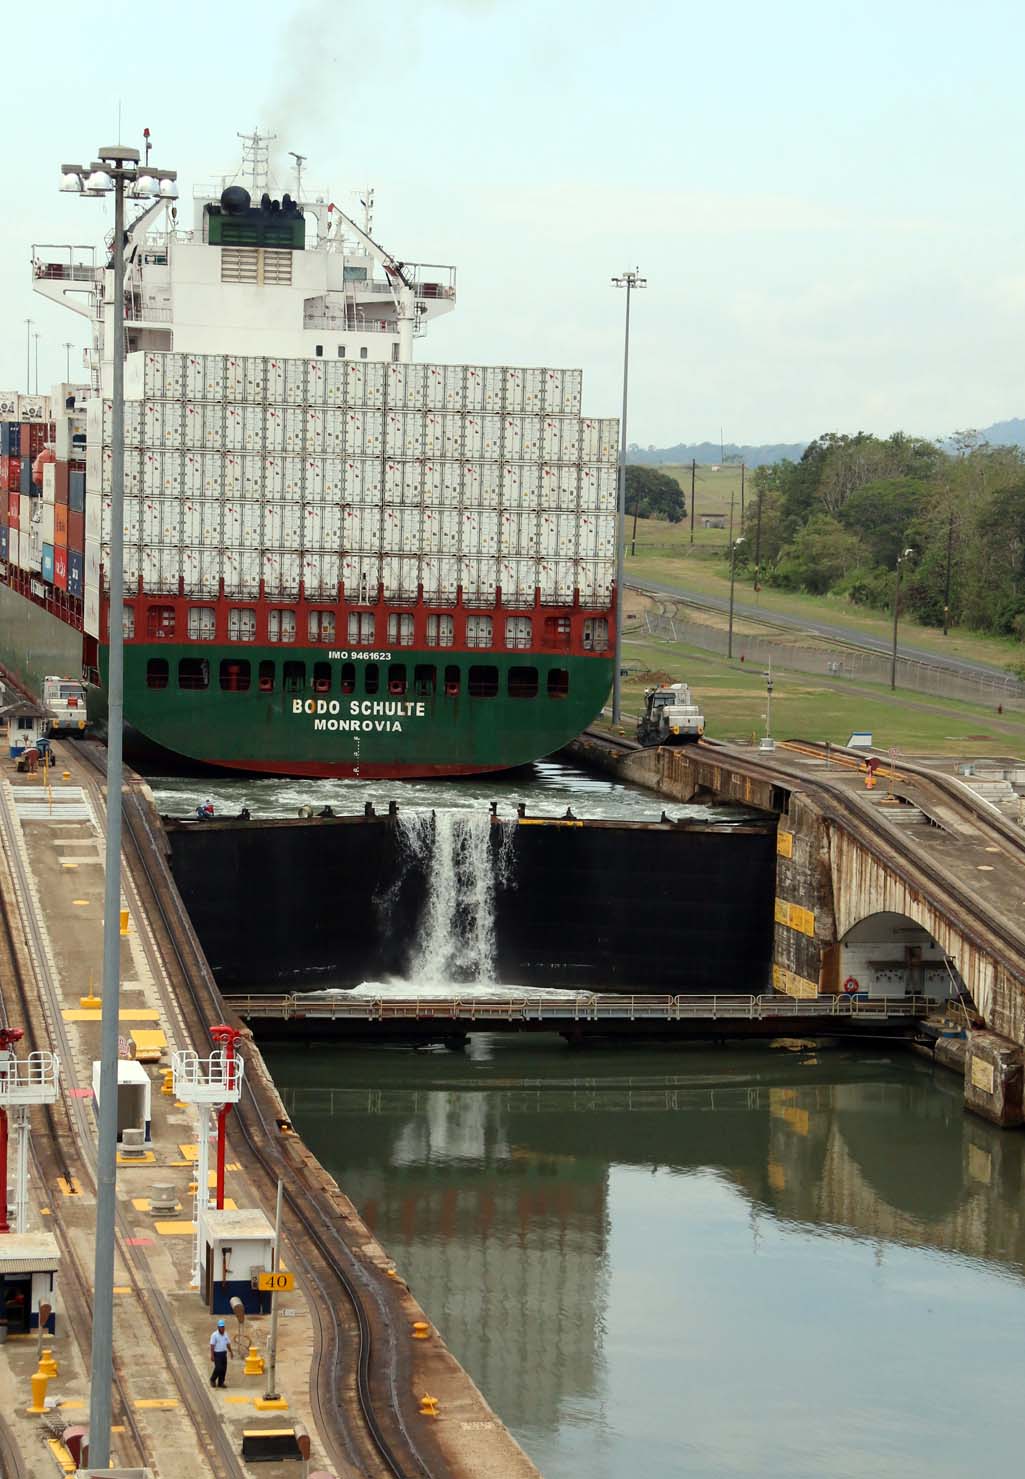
[0,1028,24,1236]
[210,1025,241,1212]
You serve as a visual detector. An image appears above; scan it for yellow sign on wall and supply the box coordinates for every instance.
[774,899,815,937]
[970,1056,995,1095]
[772,964,819,1000]
[776,830,794,859]
[257,1271,295,1292]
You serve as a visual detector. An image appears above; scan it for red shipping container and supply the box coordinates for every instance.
[54,504,69,546]
[8,491,19,529]
[7,456,20,492]
[19,423,30,457]
[29,424,46,456]
[68,509,85,551]
[53,546,68,590]
[55,460,69,505]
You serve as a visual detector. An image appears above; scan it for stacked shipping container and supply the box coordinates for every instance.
[90,354,619,614]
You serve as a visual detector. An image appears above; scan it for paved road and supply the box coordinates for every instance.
[629,575,1017,683]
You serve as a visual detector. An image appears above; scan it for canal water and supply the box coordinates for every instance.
[266,1036,1025,1479]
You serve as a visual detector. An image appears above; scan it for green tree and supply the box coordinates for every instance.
[625,465,686,522]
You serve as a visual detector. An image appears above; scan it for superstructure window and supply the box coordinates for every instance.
[228,608,257,642]
[360,347,368,360]
[188,606,216,641]
[583,618,609,652]
[315,344,324,357]
[146,658,169,689]
[313,661,331,692]
[258,661,275,692]
[123,605,135,640]
[348,611,376,646]
[444,665,460,695]
[268,609,296,643]
[505,617,532,650]
[508,667,538,698]
[147,604,175,639]
[426,614,454,648]
[388,664,407,695]
[548,669,569,698]
[178,658,209,691]
[220,660,251,691]
[337,346,346,358]
[308,611,336,644]
[341,662,356,694]
[415,665,436,696]
[468,665,499,698]
[466,615,492,649]
[364,663,380,695]
[283,662,305,694]
[388,613,414,647]
[543,616,571,650]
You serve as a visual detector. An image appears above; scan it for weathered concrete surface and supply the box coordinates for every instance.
[963,1033,1025,1127]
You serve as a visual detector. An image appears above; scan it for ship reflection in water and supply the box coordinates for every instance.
[268,1039,1025,1479]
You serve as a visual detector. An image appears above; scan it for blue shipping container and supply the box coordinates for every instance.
[41,543,54,583]
[67,549,84,597]
[0,524,7,560]
[2,423,19,456]
[19,457,31,494]
[69,469,86,513]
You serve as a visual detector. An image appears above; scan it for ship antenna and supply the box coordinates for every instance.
[237,127,275,196]
[143,126,152,165]
[288,152,307,203]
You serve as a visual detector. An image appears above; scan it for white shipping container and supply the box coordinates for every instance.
[180,498,221,547]
[595,513,616,558]
[439,508,461,554]
[222,502,264,550]
[385,362,426,410]
[301,551,340,598]
[202,403,226,451]
[184,354,224,401]
[0,392,17,420]
[420,506,443,553]
[220,549,261,597]
[598,419,620,464]
[305,408,338,456]
[502,415,540,461]
[543,368,583,416]
[341,555,381,601]
[136,546,180,591]
[341,457,381,503]
[42,462,55,502]
[86,442,103,494]
[480,413,504,459]
[264,502,302,551]
[261,550,301,596]
[597,466,618,512]
[141,450,180,499]
[363,361,385,409]
[381,555,419,600]
[17,395,50,423]
[459,557,497,603]
[424,364,465,412]
[382,459,421,505]
[181,547,224,595]
[86,493,101,542]
[501,462,540,509]
[6,530,18,569]
[384,410,425,459]
[42,504,55,545]
[542,417,580,463]
[479,366,504,413]
[182,403,204,449]
[460,507,483,555]
[303,502,343,550]
[477,462,501,510]
[102,398,142,446]
[540,464,579,510]
[420,555,459,601]
[423,412,462,458]
[463,415,484,460]
[499,558,538,603]
[283,358,307,406]
[345,409,384,457]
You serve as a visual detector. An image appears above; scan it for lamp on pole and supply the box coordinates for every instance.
[727,536,745,659]
[59,143,177,1471]
[33,333,40,394]
[610,268,646,725]
[63,341,74,383]
[23,319,33,393]
[890,547,914,691]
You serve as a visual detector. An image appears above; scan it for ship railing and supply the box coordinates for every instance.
[303,313,399,333]
[0,1051,60,1105]
[124,303,173,322]
[223,992,934,1024]
[32,261,97,283]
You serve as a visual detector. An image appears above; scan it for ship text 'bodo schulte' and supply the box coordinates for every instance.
[0,136,619,777]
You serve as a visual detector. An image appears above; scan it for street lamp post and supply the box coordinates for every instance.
[890,547,914,690]
[33,333,40,394]
[63,341,74,383]
[727,536,745,659]
[23,319,32,394]
[611,268,646,725]
[59,143,177,1471]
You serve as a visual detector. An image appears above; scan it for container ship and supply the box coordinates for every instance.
[0,137,618,777]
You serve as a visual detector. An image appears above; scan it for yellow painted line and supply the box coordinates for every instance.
[58,1399,85,1409]
[131,1198,152,1212]
[113,1286,133,1294]
[47,1438,76,1474]
[133,1398,179,1409]
[116,1150,156,1165]
[62,1008,162,1023]
[224,1395,251,1405]
[179,1144,199,1161]
[154,1220,196,1236]
[111,1425,126,1433]
[61,862,78,869]
[72,899,90,906]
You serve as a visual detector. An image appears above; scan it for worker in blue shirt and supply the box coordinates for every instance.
[209,1319,232,1387]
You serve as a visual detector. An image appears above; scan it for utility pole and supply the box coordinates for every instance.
[629,484,640,557]
[33,333,40,394]
[610,268,646,725]
[24,319,32,393]
[890,548,913,690]
[753,482,764,595]
[942,506,954,637]
[689,458,696,544]
[727,494,745,660]
[740,461,745,523]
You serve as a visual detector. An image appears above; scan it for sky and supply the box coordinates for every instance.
[3,0,1025,446]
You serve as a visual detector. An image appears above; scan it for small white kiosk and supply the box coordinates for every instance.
[203,1208,275,1317]
[91,1059,152,1143]
[0,1230,59,1336]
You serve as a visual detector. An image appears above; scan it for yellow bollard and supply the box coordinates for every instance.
[120,908,130,936]
[419,1393,440,1417]
[80,992,102,1009]
[411,1321,431,1340]
[27,1370,49,1414]
[243,1345,265,1377]
[38,1348,58,1378]
[160,1068,175,1097]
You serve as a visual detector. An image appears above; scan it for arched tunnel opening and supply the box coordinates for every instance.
[839,911,965,1003]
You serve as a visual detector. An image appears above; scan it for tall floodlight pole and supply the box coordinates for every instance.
[727,536,745,660]
[890,547,914,691]
[611,268,646,724]
[63,342,74,382]
[33,333,40,394]
[24,319,33,392]
[59,145,178,1470]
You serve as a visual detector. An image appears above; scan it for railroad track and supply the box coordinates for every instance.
[76,744,434,1479]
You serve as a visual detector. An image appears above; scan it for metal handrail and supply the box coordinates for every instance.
[0,1050,60,1102]
[225,992,934,1024]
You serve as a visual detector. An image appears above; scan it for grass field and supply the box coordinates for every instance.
[623,504,1025,676]
[605,627,1025,757]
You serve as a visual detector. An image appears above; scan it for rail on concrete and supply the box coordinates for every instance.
[226,992,933,1024]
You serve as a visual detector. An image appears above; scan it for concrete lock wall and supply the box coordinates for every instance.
[164,815,778,994]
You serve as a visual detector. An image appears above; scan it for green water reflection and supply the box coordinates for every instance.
[266,1036,1025,1479]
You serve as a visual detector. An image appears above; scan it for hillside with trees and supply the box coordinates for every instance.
[740,431,1025,653]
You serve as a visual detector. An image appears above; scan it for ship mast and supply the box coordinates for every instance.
[237,128,275,196]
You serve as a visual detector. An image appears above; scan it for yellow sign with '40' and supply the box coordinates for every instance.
[257,1271,295,1293]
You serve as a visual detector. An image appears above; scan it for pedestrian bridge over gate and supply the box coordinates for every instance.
[225,992,930,1044]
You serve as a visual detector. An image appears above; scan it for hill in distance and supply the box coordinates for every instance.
[631,417,1025,468]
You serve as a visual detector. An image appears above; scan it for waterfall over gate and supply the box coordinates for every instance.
[397,812,514,985]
